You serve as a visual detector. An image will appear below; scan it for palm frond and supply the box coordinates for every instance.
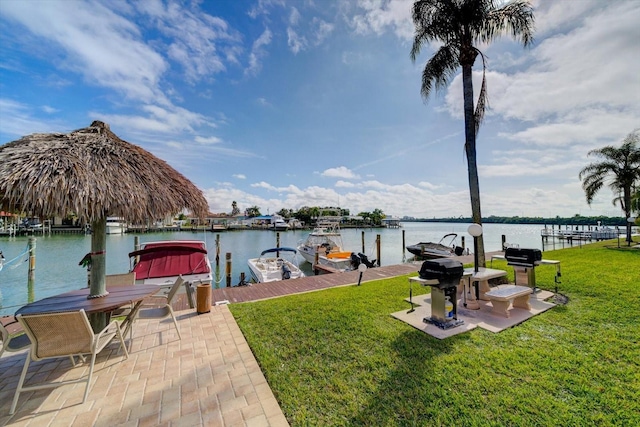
[481,0,535,46]
[474,49,488,134]
[420,45,459,99]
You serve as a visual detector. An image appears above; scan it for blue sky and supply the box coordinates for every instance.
[1,0,638,219]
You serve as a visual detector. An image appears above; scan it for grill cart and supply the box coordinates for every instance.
[418,258,465,329]
[504,247,542,289]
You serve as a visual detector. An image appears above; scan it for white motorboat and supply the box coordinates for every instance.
[129,240,212,286]
[106,217,126,234]
[406,233,466,259]
[297,217,375,272]
[271,218,290,231]
[247,247,305,283]
[297,217,350,264]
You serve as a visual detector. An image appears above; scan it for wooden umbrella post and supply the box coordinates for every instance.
[88,217,108,332]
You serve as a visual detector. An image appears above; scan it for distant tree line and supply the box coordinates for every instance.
[231,203,387,226]
[405,215,629,226]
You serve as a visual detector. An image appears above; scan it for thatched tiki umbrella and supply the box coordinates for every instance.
[0,121,209,329]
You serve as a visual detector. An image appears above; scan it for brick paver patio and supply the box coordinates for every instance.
[0,305,289,427]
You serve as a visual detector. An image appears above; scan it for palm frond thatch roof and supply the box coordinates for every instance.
[0,121,208,223]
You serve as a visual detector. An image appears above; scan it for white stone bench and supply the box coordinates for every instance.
[484,285,531,318]
[464,268,508,301]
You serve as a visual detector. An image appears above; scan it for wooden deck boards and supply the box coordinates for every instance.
[208,262,422,303]
[171,252,500,309]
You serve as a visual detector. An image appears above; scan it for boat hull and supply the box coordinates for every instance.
[106,217,126,234]
[406,243,456,259]
[247,247,305,283]
[248,258,304,283]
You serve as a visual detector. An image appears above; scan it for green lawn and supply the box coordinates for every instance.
[229,241,640,426]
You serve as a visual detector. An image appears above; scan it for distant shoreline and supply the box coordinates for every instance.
[403,215,630,227]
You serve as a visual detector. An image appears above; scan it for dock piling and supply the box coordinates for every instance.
[225,253,232,287]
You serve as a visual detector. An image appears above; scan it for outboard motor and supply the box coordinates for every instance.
[350,252,361,269]
[358,253,377,268]
[321,243,332,255]
[281,263,292,280]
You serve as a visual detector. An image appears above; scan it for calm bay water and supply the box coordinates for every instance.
[0,222,550,315]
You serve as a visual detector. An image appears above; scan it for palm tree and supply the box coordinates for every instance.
[411,0,534,266]
[579,131,640,245]
[245,206,261,218]
[231,201,240,216]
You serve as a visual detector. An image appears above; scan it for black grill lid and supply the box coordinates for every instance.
[504,247,542,265]
[419,258,464,282]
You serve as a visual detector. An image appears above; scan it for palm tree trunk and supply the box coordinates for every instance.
[624,188,632,245]
[462,63,485,266]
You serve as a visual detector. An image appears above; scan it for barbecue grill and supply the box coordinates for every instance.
[504,247,542,288]
[419,258,464,329]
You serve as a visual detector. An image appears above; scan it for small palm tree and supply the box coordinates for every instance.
[231,201,240,216]
[579,131,640,244]
[411,0,534,265]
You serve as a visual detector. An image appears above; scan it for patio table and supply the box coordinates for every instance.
[16,284,159,337]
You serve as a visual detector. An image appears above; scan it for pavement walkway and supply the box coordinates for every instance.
[0,306,288,427]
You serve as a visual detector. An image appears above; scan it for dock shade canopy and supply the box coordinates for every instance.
[0,121,208,304]
[504,248,542,267]
[419,258,464,288]
[259,247,297,256]
[130,242,210,280]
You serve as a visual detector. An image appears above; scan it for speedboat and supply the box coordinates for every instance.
[129,240,212,286]
[247,247,305,283]
[406,233,466,259]
[316,251,377,273]
[106,217,126,234]
[271,218,290,231]
[297,217,349,264]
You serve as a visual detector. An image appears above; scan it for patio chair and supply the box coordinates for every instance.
[105,272,136,286]
[108,272,137,317]
[1,316,31,358]
[136,276,184,340]
[9,309,128,415]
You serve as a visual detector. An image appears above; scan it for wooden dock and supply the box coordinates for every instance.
[208,262,422,304]
[170,252,500,309]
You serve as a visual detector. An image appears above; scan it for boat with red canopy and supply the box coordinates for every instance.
[129,240,212,286]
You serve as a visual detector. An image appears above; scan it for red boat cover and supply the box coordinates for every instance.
[130,241,210,280]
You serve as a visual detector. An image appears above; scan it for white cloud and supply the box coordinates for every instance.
[195,136,223,145]
[351,0,413,40]
[287,27,307,54]
[41,105,59,114]
[0,98,65,137]
[335,180,356,188]
[248,0,285,19]
[246,28,273,76]
[134,1,242,84]
[233,174,246,179]
[1,0,169,105]
[312,18,334,46]
[321,166,361,179]
[256,97,273,107]
[289,6,302,25]
[98,104,208,135]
